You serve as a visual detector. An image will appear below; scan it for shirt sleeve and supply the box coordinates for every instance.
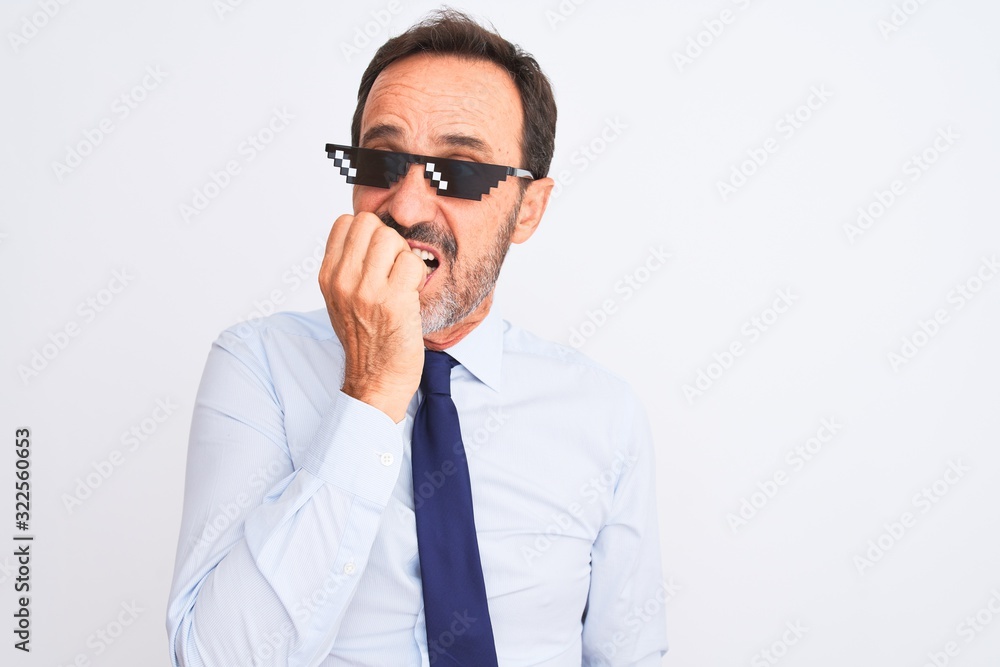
[166,326,407,667]
[581,389,669,666]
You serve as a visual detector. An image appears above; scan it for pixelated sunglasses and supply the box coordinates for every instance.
[325,144,535,201]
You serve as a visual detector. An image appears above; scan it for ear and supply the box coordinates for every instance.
[511,177,554,244]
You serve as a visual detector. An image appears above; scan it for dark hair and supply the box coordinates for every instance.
[351,8,557,179]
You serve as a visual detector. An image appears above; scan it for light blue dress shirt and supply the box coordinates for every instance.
[167,306,668,666]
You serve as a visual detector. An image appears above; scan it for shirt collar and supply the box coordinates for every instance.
[437,307,503,393]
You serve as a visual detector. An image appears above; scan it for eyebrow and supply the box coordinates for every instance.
[437,133,493,161]
[360,123,403,146]
[360,123,493,161]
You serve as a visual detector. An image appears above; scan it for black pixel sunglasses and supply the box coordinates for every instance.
[325,143,535,201]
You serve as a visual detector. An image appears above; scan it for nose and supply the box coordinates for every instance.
[385,162,439,228]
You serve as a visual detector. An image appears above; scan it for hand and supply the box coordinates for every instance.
[319,212,427,422]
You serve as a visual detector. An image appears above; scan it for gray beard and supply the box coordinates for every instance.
[420,203,519,334]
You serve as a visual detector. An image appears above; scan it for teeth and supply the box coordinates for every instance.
[410,247,436,263]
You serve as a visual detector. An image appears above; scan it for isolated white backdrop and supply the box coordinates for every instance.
[2,0,999,665]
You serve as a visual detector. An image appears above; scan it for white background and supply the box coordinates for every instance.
[2,0,999,665]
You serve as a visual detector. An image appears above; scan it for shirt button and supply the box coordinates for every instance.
[344,562,356,575]
[380,452,394,466]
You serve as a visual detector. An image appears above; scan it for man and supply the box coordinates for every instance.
[167,10,667,666]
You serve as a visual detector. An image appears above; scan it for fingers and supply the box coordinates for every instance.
[362,223,410,285]
[388,246,427,293]
[319,213,355,291]
[321,212,394,296]
[321,211,424,322]
[335,212,420,297]
[338,212,382,283]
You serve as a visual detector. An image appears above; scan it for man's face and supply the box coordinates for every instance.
[354,53,530,334]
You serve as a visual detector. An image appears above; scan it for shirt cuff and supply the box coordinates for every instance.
[301,390,407,506]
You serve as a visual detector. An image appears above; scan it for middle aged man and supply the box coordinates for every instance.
[168,10,668,666]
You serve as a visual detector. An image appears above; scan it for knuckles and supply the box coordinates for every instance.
[370,223,407,255]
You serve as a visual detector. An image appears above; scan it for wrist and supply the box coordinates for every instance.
[342,380,411,423]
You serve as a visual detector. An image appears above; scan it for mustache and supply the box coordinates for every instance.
[377,212,458,265]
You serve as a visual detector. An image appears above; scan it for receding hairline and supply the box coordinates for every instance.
[350,9,556,178]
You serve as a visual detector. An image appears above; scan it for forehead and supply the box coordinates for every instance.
[360,53,523,162]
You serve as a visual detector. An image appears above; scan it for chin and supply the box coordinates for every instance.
[419,295,463,336]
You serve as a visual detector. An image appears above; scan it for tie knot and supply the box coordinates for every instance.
[421,350,457,396]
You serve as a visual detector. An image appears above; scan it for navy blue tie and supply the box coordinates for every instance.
[412,350,498,666]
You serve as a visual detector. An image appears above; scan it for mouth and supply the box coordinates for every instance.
[407,242,440,278]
